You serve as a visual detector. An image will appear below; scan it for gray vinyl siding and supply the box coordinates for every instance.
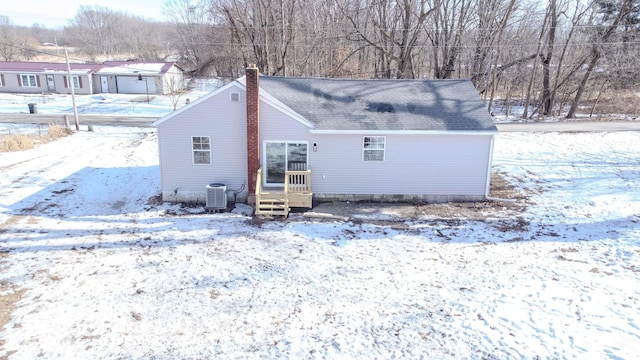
[157,84,248,202]
[260,101,313,147]
[307,133,493,196]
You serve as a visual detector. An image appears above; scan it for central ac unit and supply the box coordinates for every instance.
[206,183,227,210]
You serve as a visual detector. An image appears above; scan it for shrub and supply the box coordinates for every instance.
[0,133,35,152]
[0,123,73,152]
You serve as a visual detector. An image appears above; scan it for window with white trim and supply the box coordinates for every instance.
[230,92,240,101]
[65,75,81,89]
[363,136,385,162]
[20,74,38,87]
[192,136,211,165]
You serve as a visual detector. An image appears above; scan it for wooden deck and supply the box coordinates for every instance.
[255,167,313,216]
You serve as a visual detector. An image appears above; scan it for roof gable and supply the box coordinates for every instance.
[155,77,315,129]
[258,77,497,133]
[152,81,243,127]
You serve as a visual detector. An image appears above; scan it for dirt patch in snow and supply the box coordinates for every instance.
[298,171,528,223]
[0,251,25,359]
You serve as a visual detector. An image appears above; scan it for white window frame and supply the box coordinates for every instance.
[263,141,309,186]
[362,136,386,162]
[230,92,240,102]
[70,75,80,89]
[20,74,38,87]
[191,136,211,165]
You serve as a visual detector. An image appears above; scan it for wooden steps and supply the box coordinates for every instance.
[255,196,289,216]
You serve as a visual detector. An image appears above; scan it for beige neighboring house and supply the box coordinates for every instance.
[153,66,499,216]
[0,61,101,95]
[0,61,184,95]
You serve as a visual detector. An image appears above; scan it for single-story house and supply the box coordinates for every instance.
[153,66,498,215]
[0,61,102,95]
[0,61,184,95]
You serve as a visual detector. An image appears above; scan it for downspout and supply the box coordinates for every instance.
[484,134,516,203]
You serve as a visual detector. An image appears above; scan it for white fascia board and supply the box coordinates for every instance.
[152,81,243,127]
[309,129,499,135]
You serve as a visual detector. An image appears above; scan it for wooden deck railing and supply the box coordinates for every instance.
[285,167,312,195]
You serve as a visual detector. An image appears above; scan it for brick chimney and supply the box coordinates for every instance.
[246,64,260,203]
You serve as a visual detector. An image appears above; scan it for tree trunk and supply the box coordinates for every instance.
[566,0,634,118]
[540,0,557,116]
[566,49,600,118]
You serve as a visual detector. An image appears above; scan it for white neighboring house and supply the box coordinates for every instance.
[153,66,498,214]
[95,61,185,95]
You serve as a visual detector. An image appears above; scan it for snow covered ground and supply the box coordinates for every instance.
[0,124,638,358]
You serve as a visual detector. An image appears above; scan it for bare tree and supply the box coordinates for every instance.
[65,6,164,61]
[165,75,187,110]
[0,16,21,61]
[486,0,517,112]
[424,0,472,79]
[342,0,434,79]
[164,0,218,75]
[211,0,299,76]
[566,0,637,118]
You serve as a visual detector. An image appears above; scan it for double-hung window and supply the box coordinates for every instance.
[192,136,211,165]
[20,74,38,87]
[64,75,81,89]
[363,136,385,162]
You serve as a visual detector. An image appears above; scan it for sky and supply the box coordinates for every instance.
[3,0,168,28]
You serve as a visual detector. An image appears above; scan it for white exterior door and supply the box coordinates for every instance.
[46,75,55,91]
[100,76,109,93]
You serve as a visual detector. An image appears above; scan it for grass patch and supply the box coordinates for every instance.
[0,124,73,152]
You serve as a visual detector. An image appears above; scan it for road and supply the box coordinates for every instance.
[0,114,158,128]
[496,121,640,132]
[1,113,639,132]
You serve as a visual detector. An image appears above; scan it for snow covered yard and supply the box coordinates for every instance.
[0,127,639,359]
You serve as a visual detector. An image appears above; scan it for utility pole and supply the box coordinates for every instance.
[64,46,80,131]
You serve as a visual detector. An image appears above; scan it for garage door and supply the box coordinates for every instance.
[115,76,157,94]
